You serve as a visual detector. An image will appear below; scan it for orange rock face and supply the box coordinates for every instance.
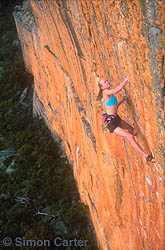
[13,1,164,249]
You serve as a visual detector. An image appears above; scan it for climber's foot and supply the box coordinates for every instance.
[146,152,155,163]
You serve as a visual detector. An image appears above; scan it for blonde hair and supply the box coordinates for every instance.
[96,82,103,101]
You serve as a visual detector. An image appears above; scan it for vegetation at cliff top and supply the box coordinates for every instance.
[0,4,98,250]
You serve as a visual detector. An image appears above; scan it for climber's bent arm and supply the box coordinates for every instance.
[118,99,125,106]
[118,94,128,106]
[104,76,129,96]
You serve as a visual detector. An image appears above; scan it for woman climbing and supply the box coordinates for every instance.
[97,76,154,162]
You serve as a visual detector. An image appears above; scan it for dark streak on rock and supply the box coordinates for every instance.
[83,183,111,250]
[44,46,97,152]
[66,140,72,153]
[56,0,89,89]
[90,174,93,188]
[56,0,85,60]
[45,1,68,60]
[122,139,136,209]
[115,173,123,225]
[81,116,97,151]
[90,0,111,74]
[101,3,121,81]
[48,101,53,111]
[122,167,125,178]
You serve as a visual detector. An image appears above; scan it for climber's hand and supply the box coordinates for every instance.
[124,76,129,83]
[123,76,129,85]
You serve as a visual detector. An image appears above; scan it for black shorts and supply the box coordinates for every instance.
[102,114,122,133]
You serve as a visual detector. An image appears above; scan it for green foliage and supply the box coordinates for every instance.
[0,6,98,250]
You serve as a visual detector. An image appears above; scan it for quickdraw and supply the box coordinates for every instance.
[101,113,115,124]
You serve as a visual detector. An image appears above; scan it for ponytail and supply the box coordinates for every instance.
[96,83,103,101]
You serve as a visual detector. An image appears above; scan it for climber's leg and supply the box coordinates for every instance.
[113,126,148,157]
[120,120,137,136]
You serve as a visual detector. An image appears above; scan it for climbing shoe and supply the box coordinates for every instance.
[146,152,155,163]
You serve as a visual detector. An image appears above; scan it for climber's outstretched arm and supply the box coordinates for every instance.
[103,76,129,96]
[118,94,128,106]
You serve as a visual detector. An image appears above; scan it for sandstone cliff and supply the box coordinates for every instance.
[13,1,164,249]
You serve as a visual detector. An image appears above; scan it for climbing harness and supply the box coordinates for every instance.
[102,113,122,133]
[101,113,115,123]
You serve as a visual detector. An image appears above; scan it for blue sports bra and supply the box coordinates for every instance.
[105,94,118,106]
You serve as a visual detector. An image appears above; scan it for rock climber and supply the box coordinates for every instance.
[97,76,154,162]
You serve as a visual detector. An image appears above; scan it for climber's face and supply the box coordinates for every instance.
[100,79,111,89]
